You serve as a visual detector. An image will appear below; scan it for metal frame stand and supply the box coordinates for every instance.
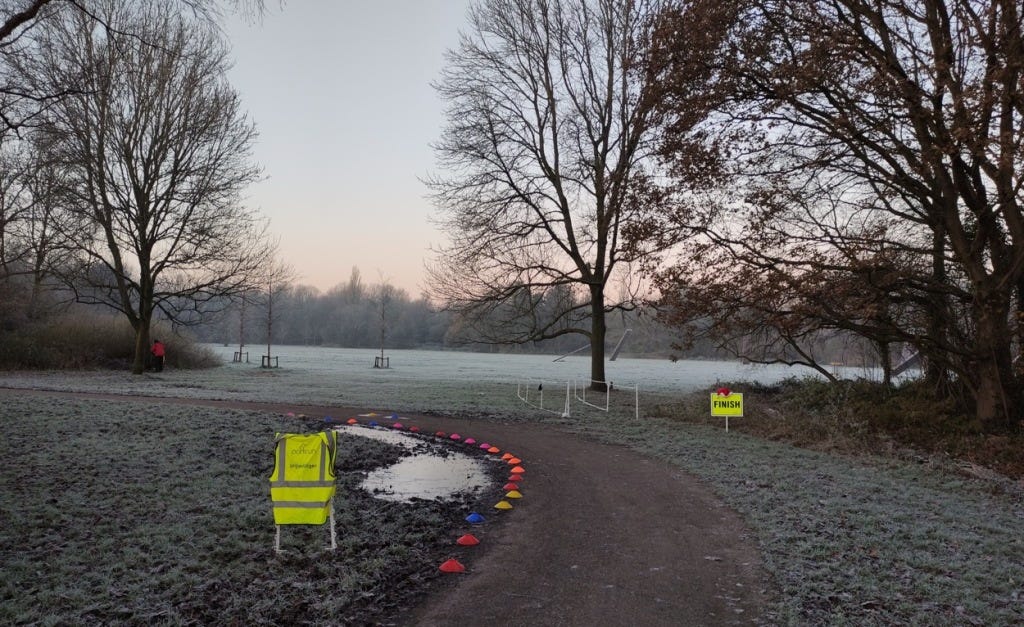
[274,498,337,553]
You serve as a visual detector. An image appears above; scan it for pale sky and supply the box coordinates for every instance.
[223,1,472,297]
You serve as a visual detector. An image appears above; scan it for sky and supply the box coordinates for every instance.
[223,1,472,297]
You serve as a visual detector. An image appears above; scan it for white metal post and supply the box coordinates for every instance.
[329,499,337,551]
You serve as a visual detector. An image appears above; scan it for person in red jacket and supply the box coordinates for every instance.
[151,339,165,372]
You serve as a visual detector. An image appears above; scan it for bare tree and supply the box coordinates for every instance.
[28,1,270,373]
[229,253,292,364]
[254,255,294,368]
[654,229,924,385]
[428,0,685,391]
[0,142,29,276]
[18,137,83,318]
[652,0,1024,430]
[371,274,397,368]
[0,136,76,322]
[0,1,269,140]
[0,140,32,323]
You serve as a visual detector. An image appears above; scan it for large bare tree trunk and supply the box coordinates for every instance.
[876,340,892,389]
[970,293,1018,431]
[1017,276,1024,377]
[589,285,607,392]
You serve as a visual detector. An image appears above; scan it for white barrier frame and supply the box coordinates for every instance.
[274,497,336,553]
[573,379,640,420]
[519,379,639,420]
[516,380,571,417]
[574,379,610,411]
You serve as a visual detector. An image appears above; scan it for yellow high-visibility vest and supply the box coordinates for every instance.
[269,431,338,525]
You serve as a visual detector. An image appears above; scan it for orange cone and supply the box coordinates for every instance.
[510,466,525,474]
[507,457,522,465]
[456,534,480,546]
[439,558,466,573]
[346,418,358,425]
[501,453,513,460]
[488,446,500,454]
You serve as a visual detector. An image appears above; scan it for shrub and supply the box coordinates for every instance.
[648,376,1024,478]
[0,314,220,370]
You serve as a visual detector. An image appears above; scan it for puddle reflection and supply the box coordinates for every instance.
[337,425,492,502]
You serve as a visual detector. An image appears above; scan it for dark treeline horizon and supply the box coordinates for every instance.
[188,267,686,356]
[1,252,892,367]
[184,267,882,365]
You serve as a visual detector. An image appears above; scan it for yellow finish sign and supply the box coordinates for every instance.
[710,393,744,417]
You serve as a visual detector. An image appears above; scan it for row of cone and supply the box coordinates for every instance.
[329,414,528,487]
[440,432,527,574]
[307,408,525,576]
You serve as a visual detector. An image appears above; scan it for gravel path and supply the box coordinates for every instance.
[3,388,769,625]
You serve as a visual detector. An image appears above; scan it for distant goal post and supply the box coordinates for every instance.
[516,379,639,420]
[574,379,639,420]
[516,380,571,418]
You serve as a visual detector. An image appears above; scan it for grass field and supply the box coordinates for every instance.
[2,366,1023,624]
[0,395,503,625]
[552,412,1024,624]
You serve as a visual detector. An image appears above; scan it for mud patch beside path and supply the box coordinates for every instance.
[0,387,770,625]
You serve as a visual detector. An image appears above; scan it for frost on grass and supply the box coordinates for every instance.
[565,414,1024,626]
[0,344,817,406]
[0,396,497,625]
[1,350,1021,624]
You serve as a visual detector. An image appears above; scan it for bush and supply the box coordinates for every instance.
[648,376,1024,479]
[0,314,220,370]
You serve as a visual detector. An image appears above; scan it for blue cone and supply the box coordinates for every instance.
[465,512,486,524]
[369,421,379,427]
[323,415,334,423]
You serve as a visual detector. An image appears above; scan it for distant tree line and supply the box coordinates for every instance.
[187,266,744,359]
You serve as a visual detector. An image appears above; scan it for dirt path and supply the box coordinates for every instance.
[3,388,769,625]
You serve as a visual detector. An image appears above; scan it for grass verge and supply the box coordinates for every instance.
[0,396,502,625]
[536,395,1024,625]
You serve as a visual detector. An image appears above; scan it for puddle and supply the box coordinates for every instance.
[337,426,492,503]
[339,426,424,449]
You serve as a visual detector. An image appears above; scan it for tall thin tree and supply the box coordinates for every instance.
[428,0,683,390]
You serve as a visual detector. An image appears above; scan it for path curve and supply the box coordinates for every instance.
[1,388,769,625]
